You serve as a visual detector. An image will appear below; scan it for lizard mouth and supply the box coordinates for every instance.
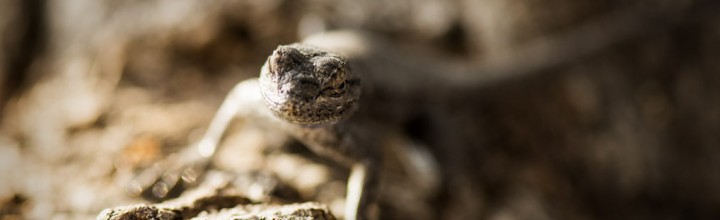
[261,77,357,124]
[260,73,358,126]
[260,74,361,125]
[266,95,357,125]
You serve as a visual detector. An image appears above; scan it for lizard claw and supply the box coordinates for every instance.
[124,80,261,202]
[126,149,210,202]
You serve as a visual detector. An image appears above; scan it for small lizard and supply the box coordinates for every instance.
[128,4,690,220]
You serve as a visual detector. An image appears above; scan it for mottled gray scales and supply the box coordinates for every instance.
[259,44,377,220]
[261,44,360,126]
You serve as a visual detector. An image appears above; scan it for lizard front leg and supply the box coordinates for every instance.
[289,124,380,220]
[128,79,276,201]
[196,79,275,159]
[346,160,379,220]
[218,78,380,220]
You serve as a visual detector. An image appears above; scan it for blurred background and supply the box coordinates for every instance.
[1,0,719,219]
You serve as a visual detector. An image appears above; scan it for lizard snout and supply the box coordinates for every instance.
[286,77,320,100]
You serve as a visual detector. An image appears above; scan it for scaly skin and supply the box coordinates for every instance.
[129,4,690,219]
[259,44,378,220]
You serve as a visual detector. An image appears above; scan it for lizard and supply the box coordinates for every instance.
[127,3,693,220]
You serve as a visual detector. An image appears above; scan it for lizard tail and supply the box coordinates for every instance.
[304,1,700,103]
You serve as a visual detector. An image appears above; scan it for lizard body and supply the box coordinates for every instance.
[131,3,692,219]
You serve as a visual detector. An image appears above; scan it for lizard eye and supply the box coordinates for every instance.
[320,81,347,98]
[322,62,337,70]
[320,64,338,77]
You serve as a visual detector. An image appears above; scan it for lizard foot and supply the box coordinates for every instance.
[125,148,210,202]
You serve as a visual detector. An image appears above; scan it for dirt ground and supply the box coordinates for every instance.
[2,0,720,219]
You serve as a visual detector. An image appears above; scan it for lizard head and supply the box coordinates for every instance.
[260,44,361,125]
